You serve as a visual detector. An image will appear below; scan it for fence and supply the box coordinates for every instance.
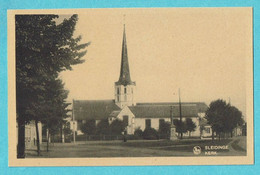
[75,134,170,142]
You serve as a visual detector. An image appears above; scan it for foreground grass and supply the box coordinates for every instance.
[94,139,232,152]
[25,137,246,158]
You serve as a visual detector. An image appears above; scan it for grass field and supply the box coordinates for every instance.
[26,136,246,158]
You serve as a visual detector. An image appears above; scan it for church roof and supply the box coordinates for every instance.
[73,100,208,120]
[129,102,208,118]
[115,25,135,86]
[73,100,120,120]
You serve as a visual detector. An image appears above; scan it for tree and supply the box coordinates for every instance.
[96,119,110,135]
[134,127,143,139]
[205,99,243,140]
[205,99,227,140]
[143,128,159,140]
[224,106,244,137]
[80,119,96,135]
[242,123,247,136]
[16,14,89,158]
[185,118,196,137]
[63,121,72,142]
[39,78,70,152]
[173,119,187,136]
[158,121,171,139]
[109,119,127,135]
[199,125,205,138]
[199,117,206,138]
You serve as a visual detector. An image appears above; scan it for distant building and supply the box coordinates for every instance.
[199,117,213,138]
[73,25,209,137]
[17,121,42,148]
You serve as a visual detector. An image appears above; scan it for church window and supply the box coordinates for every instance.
[159,119,165,129]
[124,87,127,94]
[117,95,119,102]
[145,119,151,128]
[117,87,120,95]
[123,115,129,126]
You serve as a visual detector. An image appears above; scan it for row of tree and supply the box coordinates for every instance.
[80,118,197,138]
[16,15,89,157]
[80,119,127,136]
[173,118,196,137]
[205,99,244,140]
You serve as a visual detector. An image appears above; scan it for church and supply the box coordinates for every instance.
[72,25,211,137]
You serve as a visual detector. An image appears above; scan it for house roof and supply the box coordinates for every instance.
[73,100,120,120]
[129,102,208,118]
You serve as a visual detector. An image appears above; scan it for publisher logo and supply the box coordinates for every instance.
[193,146,201,155]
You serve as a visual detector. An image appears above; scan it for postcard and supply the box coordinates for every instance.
[8,7,253,166]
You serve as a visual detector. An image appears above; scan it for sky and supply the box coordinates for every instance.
[59,8,252,116]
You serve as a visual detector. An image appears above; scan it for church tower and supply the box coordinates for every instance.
[115,25,136,109]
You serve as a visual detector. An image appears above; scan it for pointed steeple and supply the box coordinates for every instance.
[116,25,135,86]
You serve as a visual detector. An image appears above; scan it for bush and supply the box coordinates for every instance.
[173,119,187,134]
[143,127,159,140]
[134,128,143,139]
[96,119,110,135]
[110,119,127,135]
[80,119,96,135]
[158,121,171,139]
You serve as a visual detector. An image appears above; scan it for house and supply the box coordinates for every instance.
[72,25,209,137]
[199,117,213,138]
[17,121,42,149]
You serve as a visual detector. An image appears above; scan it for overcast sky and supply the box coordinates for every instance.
[59,8,252,116]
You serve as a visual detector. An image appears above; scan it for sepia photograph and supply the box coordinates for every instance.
[8,7,253,166]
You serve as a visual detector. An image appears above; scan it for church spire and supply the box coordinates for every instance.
[116,25,135,86]
[114,23,136,108]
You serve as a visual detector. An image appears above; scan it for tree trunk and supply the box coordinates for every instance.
[211,130,214,141]
[60,123,63,143]
[218,133,221,141]
[47,128,49,152]
[17,118,25,158]
[230,131,233,138]
[61,123,65,143]
[52,134,54,146]
[35,120,40,156]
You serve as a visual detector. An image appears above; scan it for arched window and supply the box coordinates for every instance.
[124,87,127,94]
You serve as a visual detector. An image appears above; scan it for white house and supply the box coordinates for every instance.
[17,121,42,149]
